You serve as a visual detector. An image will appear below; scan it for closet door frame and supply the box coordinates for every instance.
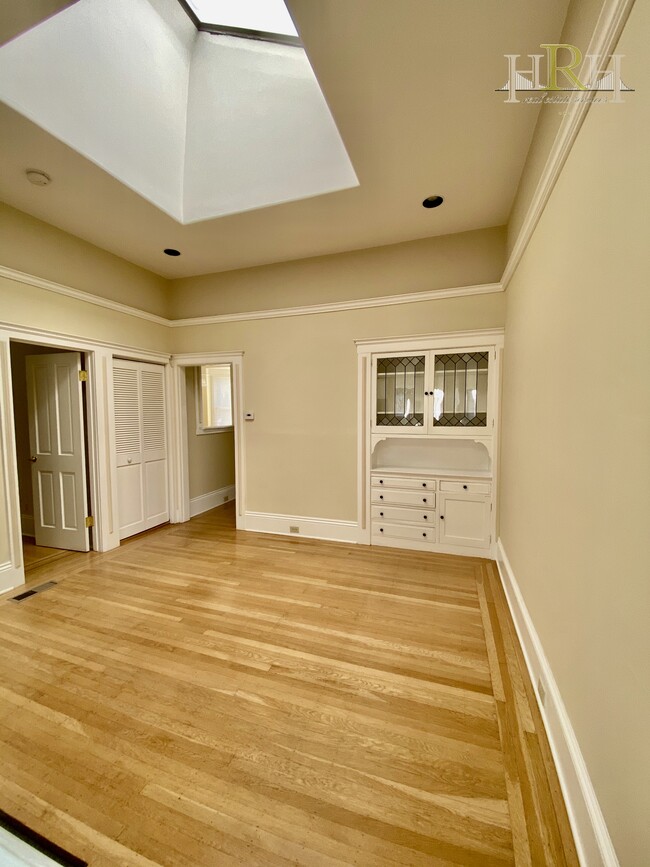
[169,352,245,528]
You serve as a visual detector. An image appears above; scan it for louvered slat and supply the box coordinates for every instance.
[113,366,141,454]
[141,368,166,452]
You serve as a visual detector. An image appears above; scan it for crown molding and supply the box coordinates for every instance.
[501,0,636,288]
[167,282,504,327]
[0,265,169,326]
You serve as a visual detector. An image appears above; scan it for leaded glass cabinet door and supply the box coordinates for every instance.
[431,351,489,428]
[375,354,426,431]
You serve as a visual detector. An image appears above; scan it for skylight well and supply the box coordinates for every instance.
[181,0,300,44]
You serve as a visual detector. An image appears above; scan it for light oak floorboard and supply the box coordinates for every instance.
[0,503,577,865]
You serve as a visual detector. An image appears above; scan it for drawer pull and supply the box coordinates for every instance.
[422,483,426,488]
[440,515,444,520]
[379,479,384,484]
[422,498,427,503]
[379,512,384,517]
[422,533,427,537]
[423,515,427,519]
[379,528,384,533]
[463,484,468,490]
[379,495,384,500]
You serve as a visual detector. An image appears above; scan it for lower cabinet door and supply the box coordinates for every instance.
[438,494,490,549]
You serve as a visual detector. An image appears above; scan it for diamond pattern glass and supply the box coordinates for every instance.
[376,356,425,427]
[432,352,488,426]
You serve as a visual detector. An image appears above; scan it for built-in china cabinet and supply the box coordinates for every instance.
[356,329,503,557]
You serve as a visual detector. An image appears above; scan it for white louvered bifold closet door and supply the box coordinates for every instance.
[113,360,168,540]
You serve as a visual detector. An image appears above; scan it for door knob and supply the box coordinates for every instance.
[29,456,37,462]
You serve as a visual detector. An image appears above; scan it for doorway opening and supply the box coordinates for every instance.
[184,365,236,530]
[9,341,94,568]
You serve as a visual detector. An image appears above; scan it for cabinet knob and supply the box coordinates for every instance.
[379,512,384,517]
[422,533,427,537]
[440,515,444,520]
[379,479,384,484]
[422,498,427,503]
[379,495,384,500]
[379,528,384,533]
[463,484,468,490]
[422,483,426,488]
[423,515,427,519]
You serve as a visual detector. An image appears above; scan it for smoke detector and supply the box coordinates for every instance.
[26,169,51,186]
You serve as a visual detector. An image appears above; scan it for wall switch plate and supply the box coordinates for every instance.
[244,412,254,420]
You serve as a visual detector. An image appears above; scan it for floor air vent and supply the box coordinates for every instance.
[11,581,57,602]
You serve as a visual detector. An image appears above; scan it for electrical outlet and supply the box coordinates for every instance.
[289,526,300,534]
[537,677,546,707]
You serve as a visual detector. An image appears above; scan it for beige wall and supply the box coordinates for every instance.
[0,274,171,354]
[174,293,506,520]
[185,367,235,500]
[499,3,649,862]
[0,202,170,318]
[507,0,605,254]
[169,226,506,319]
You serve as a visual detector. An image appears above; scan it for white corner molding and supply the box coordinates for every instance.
[168,283,503,326]
[496,539,620,867]
[501,0,636,289]
[189,485,236,517]
[243,511,362,544]
[0,265,169,326]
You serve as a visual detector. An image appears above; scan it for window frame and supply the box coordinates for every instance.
[177,0,301,46]
[195,365,234,436]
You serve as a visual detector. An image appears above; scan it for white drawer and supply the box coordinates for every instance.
[371,475,435,491]
[373,522,436,543]
[439,480,491,495]
[371,489,435,508]
[371,505,433,524]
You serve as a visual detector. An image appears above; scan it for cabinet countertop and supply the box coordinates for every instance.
[371,466,492,479]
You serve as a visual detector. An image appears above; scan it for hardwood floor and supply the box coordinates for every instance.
[0,504,577,866]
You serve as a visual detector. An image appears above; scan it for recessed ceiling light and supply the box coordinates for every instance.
[163,248,181,256]
[422,195,444,209]
[26,169,51,186]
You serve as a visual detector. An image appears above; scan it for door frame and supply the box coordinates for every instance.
[0,323,171,592]
[170,352,245,528]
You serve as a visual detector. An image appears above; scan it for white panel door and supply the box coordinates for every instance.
[26,352,89,551]
[438,494,490,549]
[113,360,168,540]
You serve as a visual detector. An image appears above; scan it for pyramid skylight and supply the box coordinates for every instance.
[0,0,357,224]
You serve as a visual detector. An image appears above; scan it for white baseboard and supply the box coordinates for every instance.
[20,514,34,537]
[243,511,361,544]
[189,485,236,517]
[496,539,619,867]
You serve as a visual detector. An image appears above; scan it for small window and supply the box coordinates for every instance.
[197,364,233,433]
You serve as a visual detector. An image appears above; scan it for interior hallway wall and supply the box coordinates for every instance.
[499,3,650,861]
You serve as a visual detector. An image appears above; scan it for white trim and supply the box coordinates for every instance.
[1,320,171,364]
[243,511,362,544]
[189,485,236,517]
[355,327,505,352]
[495,539,620,867]
[170,352,246,529]
[0,265,169,326]
[169,283,503,326]
[501,0,635,289]
[0,266,503,327]
[0,333,24,591]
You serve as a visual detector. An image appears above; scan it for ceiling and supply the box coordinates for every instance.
[0,0,571,278]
